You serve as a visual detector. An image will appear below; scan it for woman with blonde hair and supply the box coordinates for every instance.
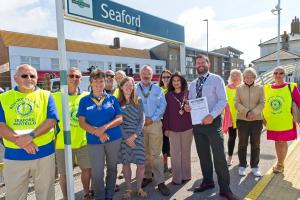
[222,69,242,166]
[263,66,300,173]
[117,77,147,199]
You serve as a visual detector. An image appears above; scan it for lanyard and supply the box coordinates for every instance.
[139,83,153,98]
[171,92,187,115]
[90,96,105,110]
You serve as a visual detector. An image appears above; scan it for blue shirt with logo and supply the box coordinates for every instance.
[77,92,122,144]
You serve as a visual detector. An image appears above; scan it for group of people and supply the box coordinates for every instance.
[0,53,299,200]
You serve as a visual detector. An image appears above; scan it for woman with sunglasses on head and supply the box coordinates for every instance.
[162,72,193,185]
[77,69,123,200]
[117,77,147,199]
[222,69,242,166]
[262,66,300,174]
[158,70,173,173]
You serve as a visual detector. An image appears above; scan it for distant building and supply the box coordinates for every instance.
[150,43,229,81]
[212,46,245,81]
[0,30,166,89]
[253,17,300,74]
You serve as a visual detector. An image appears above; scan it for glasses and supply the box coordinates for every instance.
[106,75,115,78]
[162,76,171,80]
[274,72,284,75]
[68,74,81,79]
[20,74,36,79]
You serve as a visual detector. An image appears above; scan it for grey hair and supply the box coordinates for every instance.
[14,64,37,77]
[140,65,153,74]
[115,70,126,77]
[243,67,257,79]
[273,66,286,74]
[68,67,82,75]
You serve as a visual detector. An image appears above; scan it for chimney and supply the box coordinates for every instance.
[291,16,300,34]
[281,31,289,51]
[112,37,120,49]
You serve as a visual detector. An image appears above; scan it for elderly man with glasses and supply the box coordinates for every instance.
[0,64,59,200]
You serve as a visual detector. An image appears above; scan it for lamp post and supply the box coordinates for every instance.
[203,19,208,57]
[271,0,282,67]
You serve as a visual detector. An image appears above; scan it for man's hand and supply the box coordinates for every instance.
[99,133,110,143]
[164,130,171,137]
[23,142,39,154]
[202,114,214,125]
[15,135,33,148]
[93,126,107,137]
[125,134,137,148]
[144,117,153,126]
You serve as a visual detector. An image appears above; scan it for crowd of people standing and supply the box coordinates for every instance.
[0,54,299,200]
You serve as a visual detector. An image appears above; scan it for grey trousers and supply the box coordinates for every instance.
[236,120,263,168]
[87,139,121,200]
[193,116,231,193]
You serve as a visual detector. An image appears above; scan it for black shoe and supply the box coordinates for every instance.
[194,182,215,193]
[158,183,170,196]
[219,191,240,200]
[141,178,152,188]
[114,184,120,192]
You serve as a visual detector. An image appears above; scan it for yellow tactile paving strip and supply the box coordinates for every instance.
[244,138,300,200]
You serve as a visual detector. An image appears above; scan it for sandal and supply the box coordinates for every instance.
[122,189,135,200]
[273,163,284,174]
[136,188,147,198]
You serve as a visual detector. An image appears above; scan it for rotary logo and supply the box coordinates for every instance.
[270,99,282,111]
[16,102,33,116]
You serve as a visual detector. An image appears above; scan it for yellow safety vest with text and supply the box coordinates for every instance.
[160,87,168,94]
[0,89,55,149]
[263,83,296,131]
[53,92,88,149]
[226,86,237,128]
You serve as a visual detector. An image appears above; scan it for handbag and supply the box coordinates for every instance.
[288,84,300,123]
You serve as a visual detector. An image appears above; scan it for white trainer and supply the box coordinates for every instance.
[252,167,262,177]
[238,167,246,176]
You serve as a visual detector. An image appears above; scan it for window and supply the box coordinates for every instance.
[51,58,59,70]
[115,63,127,71]
[169,54,178,61]
[69,59,78,67]
[20,56,40,69]
[135,64,140,73]
[155,65,163,74]
[88,61,104,70]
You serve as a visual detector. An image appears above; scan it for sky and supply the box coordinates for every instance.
[1,0,300,64]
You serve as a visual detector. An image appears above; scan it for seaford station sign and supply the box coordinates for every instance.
[65,0,185,43]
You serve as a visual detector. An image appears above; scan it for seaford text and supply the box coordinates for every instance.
[100,3,141,28]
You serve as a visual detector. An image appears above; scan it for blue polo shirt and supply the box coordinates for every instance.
[77,92,122,144]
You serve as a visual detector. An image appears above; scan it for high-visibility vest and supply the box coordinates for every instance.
[263,83,296,131]
[226,86,237,128]
[160,87,168,94]
[113,88,120,98]
[53,92,88,149]
[0,89,55,149]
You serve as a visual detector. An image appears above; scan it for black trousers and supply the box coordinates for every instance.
[228,127,237,156]
[236,120,263,168]
[193,116,231,193]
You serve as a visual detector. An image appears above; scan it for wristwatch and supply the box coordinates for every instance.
[29,131,36,138]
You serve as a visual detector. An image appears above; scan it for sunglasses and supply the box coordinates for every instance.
[162,76,171,79]
[20,74,36,79]
[68,74,81,79]
[106,75,115,78]
[273,72,284,75]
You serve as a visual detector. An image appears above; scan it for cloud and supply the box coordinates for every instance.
[176,6,280,64]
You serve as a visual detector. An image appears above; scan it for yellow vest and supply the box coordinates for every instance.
[0,89,55,149]
[53,92,88,149]
[160,87,168,94]
[263,83,296,131]
[226,86,237,128]
[113,88,120,98]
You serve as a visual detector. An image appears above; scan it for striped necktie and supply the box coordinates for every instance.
[196,76,205,98]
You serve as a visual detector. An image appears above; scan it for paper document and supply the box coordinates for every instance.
[189,97,209,125]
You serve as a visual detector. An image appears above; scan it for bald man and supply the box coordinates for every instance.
[0,64,59,200]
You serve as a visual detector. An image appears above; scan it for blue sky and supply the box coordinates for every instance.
[1,0,300,64]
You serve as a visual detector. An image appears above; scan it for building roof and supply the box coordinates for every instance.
[252,49,300,63]
[0,30,151,59]
[212,46,243,55]
[259,33,300,46]
[185,46,228,57]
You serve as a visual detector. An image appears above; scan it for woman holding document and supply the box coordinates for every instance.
[162,72,193,185]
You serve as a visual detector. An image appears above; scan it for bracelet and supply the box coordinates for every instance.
[29,131,36,138]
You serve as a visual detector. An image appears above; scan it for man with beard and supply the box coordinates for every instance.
[136,65,170,196]
[0,64,58,200]
[184,55,239,200]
